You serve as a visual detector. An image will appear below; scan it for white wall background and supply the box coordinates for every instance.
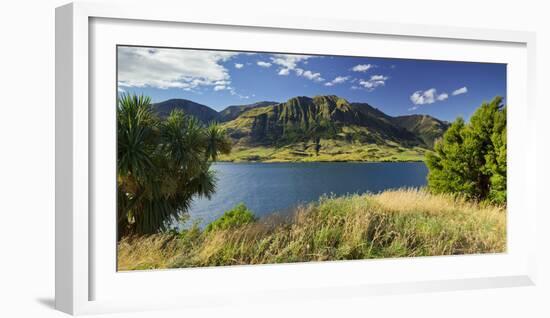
[0,0,548,317]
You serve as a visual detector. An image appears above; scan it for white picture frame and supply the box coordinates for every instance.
[55,1,538,315]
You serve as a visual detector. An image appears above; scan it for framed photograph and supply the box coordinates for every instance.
[56,2,537,315]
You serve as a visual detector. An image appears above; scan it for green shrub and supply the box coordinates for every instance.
[426,97,506,204]
[205,203,256,232]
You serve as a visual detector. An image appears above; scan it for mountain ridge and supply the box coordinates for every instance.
[153,99,220,123]
[392,114,450,148]
[219,101,279,122]
[222,95,436,146]
[151,95,449,162]
[153,99,278,123]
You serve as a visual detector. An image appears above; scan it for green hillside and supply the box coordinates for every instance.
[219,95,446,162]
[392,114,450,148]
[219,101,278,122]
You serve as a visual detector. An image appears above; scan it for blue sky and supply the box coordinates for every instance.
[117,46,506,122]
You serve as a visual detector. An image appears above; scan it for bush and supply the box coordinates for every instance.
[205,203,256,232]
[426,97,506,204]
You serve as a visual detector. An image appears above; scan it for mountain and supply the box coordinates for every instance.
[222,95,425,147]
[153,99,220,123]
[219,101,278,122]
[392,114,450,148]
[150,95,449,162]
[216,95,452,162]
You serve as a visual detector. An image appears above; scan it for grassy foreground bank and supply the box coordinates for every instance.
[117,189,505,271]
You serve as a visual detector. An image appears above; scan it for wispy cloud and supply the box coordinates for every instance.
[325,76,349,87]
[278,68,290,76]
[270,54,310,72]
[209,80,249,99]
[256,61,272,68]
[234,63,244,69]
[351,64,373,72]
[356,75,389,91]
[301,70,324,82]
[230,89,250,99]
[409,86,467,110]
[268,54,324,82]
[438,93,449,101]
[410,88,448,105]
[452,86,468,96]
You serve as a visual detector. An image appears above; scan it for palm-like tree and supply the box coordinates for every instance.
[117,94,231,238]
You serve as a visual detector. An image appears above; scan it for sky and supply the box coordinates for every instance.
[117,45,506,122]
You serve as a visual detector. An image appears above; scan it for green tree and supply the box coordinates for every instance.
[426,97,506,204]
[117,94,231,238]
[484,105,507,204]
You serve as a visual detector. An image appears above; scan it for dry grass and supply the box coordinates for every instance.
[117,234,183,270]
[117,188,506,271]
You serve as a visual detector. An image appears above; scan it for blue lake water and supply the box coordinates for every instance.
[185,162,428,227]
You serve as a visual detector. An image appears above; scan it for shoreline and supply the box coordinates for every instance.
[215,159,427,164]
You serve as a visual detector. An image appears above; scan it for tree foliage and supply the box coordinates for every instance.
[117,94,232,238]
[426,97,506,204]
[204,203,256,232]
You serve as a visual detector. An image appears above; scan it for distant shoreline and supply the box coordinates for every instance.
[215,159,426,164]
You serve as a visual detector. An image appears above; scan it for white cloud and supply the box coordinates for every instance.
[370,75,387,81]
[117,87,125,93]
[452,86,468,96]
[357,75,389,91]
[234,63,244,69]
[117,47,238,90]
[292,68,324,82]
[268,54,325,82]
[410,88,449,105]
[302,70,324,82]
[351,64,373,72]
[325,76,349,86]
[437,93,449,101]
[278,68,290,76]
[332,76,349,84]
[257,61,272,67]
[270,54,311,71]
[213,85,226,91]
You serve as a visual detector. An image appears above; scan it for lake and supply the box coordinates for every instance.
[185,162,428,227]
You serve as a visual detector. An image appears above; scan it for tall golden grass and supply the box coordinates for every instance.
[117,188,505,271]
